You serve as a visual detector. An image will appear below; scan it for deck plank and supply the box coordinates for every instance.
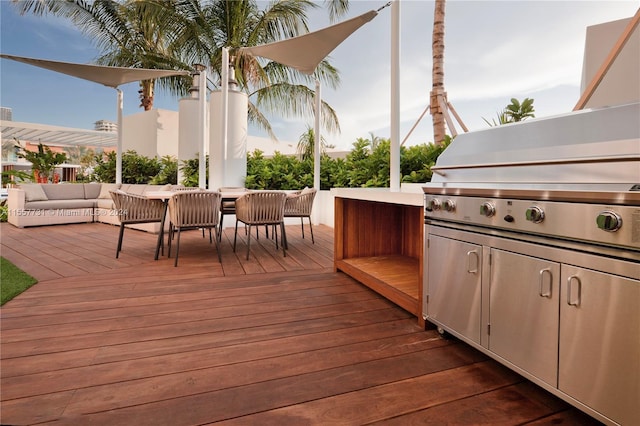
[0,222,600,425]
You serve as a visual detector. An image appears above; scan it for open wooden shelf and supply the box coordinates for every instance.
[336,255,420,315]
[334,197,424,326]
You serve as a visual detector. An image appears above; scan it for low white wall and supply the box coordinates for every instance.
[312,189,335,228]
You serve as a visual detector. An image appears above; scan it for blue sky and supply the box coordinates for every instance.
[1,1,638,150]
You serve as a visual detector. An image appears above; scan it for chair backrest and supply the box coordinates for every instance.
[109,190,165,224]
[284,188,317,216]
[168,190,221,228]
[235,191,287,225]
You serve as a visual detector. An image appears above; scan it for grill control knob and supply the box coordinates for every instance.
[525,206,545,223]
[596,211,622,232]
[426,198,441,212]
[443,199,456,212]
[479,202,495,217]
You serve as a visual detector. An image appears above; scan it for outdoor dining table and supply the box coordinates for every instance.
[144,189,296,260]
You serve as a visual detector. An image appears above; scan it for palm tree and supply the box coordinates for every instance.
[296,126,334,161]
[15,0,351,138]
[14,0,191,110]
[483,98,535,127]
[430,0,446,146]
[169,0,346,139]
[504,97,535,122]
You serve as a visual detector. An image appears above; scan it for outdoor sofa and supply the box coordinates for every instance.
[7,183,179,233]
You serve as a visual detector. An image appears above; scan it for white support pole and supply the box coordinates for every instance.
[116,88,123,184]
[198,68,207,189]
[314,79,321,190]
[221,47,229,187]
[390,0,401,191]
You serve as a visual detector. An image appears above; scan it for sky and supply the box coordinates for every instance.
[1,0,638,151]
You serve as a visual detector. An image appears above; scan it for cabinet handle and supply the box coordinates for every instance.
[466,250,479,274]
[538,268,552,298]
[567,275,582,307]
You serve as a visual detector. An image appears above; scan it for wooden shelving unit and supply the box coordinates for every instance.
[334,197,424,326]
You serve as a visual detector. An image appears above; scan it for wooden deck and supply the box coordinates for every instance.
[0,222,601,425]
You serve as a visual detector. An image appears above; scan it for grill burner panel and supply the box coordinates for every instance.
[424,190,640,252]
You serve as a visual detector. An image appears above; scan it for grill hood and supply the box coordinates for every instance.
[428,102,640,190]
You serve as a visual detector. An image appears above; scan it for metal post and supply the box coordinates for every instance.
[196,65,207,189]
[390,0,401,191]
[220,47,229,188]
[116,88,123,184]
[314,79,321,190]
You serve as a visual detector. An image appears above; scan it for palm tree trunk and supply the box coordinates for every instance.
[431,0,446,145]
[139,80,154,111]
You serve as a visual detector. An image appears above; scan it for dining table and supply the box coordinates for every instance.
[144,189,296,260]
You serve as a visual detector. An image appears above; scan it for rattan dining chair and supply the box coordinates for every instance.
[218,187,248,241]
[109,190,166,259]
[233,191,287,260]
[167,190,222,267]
[174,186,206,237]
[284,187,317,244]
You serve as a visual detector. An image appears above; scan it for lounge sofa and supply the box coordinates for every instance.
[7,183,178,233]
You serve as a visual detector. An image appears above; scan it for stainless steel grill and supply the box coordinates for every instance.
[422,102,639,426]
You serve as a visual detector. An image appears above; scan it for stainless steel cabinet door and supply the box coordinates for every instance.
[559,265,640,426]
[488,249,560,387]
[426,235,482,344]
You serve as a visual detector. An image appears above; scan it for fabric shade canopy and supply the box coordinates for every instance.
[0,54,189,88]
[239,9,380,190]
[240,10,378,75]
[1,53,190,184]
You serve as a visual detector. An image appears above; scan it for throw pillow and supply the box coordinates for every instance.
[21,184,48,202]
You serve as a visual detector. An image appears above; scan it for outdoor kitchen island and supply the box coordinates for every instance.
[332,187,425,327]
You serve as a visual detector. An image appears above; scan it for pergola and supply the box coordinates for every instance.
[1,120,117,148]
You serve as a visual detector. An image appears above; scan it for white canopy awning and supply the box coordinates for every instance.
[1,120,117,148]
[0,54,189,88]
[240,10,378,75]
[1,54,190,183]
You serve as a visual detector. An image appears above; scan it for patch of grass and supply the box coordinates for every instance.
[1,257,38,305]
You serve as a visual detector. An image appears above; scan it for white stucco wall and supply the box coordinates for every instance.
[123,109,179,158]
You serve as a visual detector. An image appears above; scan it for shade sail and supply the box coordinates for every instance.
[240,10,378,75]
[0,54,190,88]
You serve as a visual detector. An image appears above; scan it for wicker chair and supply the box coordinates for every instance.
[109,190,166,259]
[284,188,317,243]
[233,191,287,260]
[218,187,248,240]
[167,190,222,267]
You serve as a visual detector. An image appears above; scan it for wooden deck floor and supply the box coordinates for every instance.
[0,222,601,425]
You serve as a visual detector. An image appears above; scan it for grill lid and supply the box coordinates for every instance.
[428,102,640,188]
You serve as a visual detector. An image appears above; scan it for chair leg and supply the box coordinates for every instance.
[174,228,181,267]
[273,226,278,250]
[233,220,239,252]
[300,217,305,239]
[167,223,173,257]
[213,227,222,263]
[218,214,224,242]
[308,217,314,244]
[246,225,252,260]
[280,222,287,257]
[116,223,125,258]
